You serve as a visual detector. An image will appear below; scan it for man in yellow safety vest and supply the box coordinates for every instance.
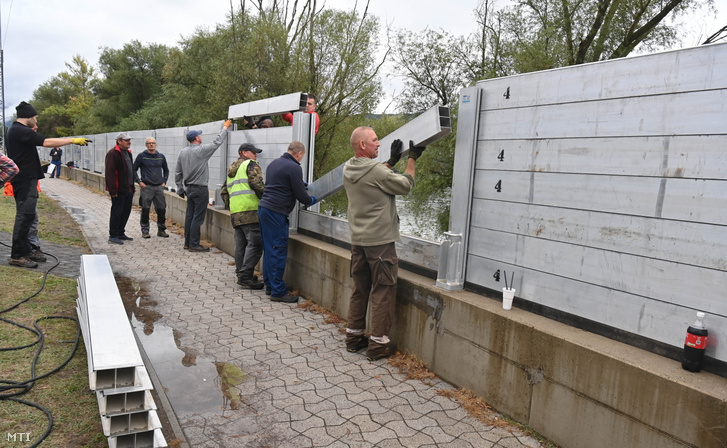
[221,143,265,289]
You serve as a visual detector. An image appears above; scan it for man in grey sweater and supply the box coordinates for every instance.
[342,126,425,361]
[174,119,232,251]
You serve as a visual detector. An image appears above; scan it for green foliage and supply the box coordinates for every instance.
[31,55,98,137]
[92,40,171,129]
[498,0,711,70]
[391,29,469,112]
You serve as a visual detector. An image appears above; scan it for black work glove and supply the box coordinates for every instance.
[407,140,426,161]
[386,139,403,167]
[242,116,254,129]
[178,190,186,199]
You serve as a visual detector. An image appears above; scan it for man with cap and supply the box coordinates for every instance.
[105,132,139,245]
[6,101,90,268]
[174,120,232,252]
[220,143,265,289]
[133,137,170,238]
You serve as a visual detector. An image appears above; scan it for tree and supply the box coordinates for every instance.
[297,5,386,173]
[391,29,468,113]
[501,0,713,70]
[92,41,171,129]
[31,55,98,136]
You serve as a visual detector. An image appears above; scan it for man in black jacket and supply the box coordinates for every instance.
[105,132,138,245]
[6,101,89,268]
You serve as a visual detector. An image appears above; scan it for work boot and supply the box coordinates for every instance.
[366,340,397,361]
[237,278,264,290]
[9,257,38,268]
[108,237,124,245]
[188,245,209,252]
[157,230,169,237]
[28,250,47,263]
[271,293,298,303]
[119,234,134,241]
[142,232,151,239]
[346,334,369,353]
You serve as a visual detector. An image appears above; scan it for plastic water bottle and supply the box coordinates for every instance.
[681,312,708,372]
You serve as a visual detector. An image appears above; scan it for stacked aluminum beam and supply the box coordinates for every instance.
[76,255,167,448]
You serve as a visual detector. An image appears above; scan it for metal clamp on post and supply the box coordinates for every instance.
[436,232,465,290]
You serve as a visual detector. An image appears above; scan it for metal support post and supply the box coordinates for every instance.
[435,87,481,290]
[289,112,315,232]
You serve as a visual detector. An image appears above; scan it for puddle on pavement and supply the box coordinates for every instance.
[61,205,89,223]
[116,275,248,417]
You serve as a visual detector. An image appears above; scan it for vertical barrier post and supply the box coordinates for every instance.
[436,87,481,290]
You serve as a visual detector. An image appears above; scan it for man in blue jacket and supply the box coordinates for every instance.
[257,141,316,303]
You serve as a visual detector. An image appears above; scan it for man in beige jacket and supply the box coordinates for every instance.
[342,126,425,360]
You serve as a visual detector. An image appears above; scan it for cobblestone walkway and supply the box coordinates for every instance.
[36,177,543,448]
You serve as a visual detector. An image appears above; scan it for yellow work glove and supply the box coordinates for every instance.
[223,119,233,129]
[71,138,91,146]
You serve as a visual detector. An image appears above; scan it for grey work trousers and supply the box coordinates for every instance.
[139,185,167,233]
[234,222,263,282]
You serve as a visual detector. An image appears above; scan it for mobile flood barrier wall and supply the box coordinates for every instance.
[442,42,727,372]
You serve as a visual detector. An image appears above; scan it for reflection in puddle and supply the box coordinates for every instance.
[216,362,247,410]
[129,316,247,418]
[115,275,248,418]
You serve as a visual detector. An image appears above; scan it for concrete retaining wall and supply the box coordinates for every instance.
[66,168,727,448]
[286,235,727,448]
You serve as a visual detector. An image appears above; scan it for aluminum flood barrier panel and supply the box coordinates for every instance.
[307,105,451,202]
[450,42,727,368]
[228,92,308,120]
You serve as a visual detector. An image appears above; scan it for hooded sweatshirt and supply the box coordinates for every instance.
[343,157,414,246]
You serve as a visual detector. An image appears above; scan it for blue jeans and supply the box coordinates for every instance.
[109,192,133,238]
[11,178,38,259]
[184,185,208,247]
[258,206,290,297]
[234,223,263,282]
[50,160,61,178]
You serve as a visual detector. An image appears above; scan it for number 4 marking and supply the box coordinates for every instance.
[495,180,502,192]
[497,150,505,161]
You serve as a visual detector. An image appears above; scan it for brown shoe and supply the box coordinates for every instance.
[28,250,47,263]
[9,257,39,268]
[188,245,209,252]
[346,335,369,353]
[157,230,169,237]
[366,341,397,361]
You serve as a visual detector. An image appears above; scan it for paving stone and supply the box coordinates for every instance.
[38,178,545,448]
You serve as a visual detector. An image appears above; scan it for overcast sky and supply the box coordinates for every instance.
[0,0,724,120]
